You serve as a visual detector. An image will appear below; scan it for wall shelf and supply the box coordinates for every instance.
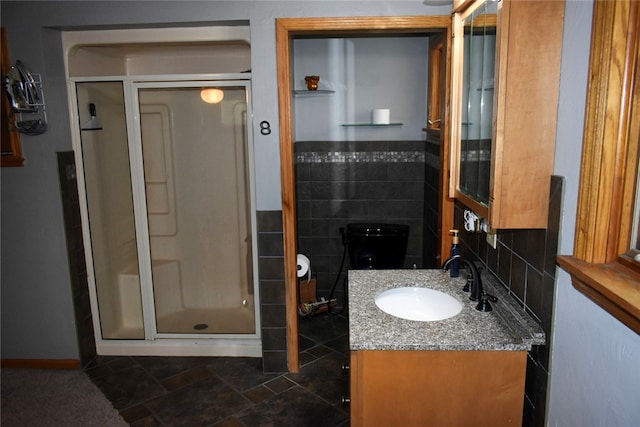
[341,123,403,127]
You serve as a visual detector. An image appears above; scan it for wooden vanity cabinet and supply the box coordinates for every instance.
[450,0,564,229]
[350,350,527,427]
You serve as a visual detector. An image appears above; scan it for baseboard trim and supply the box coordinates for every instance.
[1,359,81,369]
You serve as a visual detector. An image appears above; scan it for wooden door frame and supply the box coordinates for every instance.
[1,27,24,167]
[276,16,453,372]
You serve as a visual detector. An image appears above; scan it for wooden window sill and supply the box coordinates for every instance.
[557,256,640,335]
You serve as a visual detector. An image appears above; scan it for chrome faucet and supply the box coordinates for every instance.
[442,254,494,312]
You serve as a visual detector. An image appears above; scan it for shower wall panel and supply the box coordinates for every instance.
[139,87,251,314]
[141,104,178,238]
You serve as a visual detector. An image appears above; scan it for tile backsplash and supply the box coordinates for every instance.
[456,175,563,427]
[295,140,430,303]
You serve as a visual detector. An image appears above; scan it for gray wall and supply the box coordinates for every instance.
[2,1,640,425]
[548,1,640,425]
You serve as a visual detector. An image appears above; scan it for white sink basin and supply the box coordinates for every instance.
[375,287,463,321]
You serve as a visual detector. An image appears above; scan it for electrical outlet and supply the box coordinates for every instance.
[486,228,497,249]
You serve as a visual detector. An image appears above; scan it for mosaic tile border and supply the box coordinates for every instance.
[295,151,440,168]
[295,151,423,164]
[461,149,491,162]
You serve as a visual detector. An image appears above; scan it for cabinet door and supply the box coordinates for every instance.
[350,350,527,427]
[450,0,564,229]
[489,0,564,229]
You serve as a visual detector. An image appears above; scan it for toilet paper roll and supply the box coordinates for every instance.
[372,108,390,125]
[297,254,311,280]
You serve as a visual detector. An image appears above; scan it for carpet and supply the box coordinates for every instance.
[1,368,128,427]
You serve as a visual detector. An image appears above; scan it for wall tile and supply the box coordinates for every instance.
[544,177,563,274]
[262,351,288,373]
[258,233,284,257]
[258,257,285,281]
[526,229,546,273]
[57,151,97,368]
[257,210,288,372]
[512,230,529,258]
[260,280,286,305]
[296,181,311,200]
[262,327,287,351]
[311,219,332,237]
[487,242,499,272]
[257,211,283,233]
[295,163,311,181]
[525,267,544,320]
[387,162,425,180]
[510,255,527,303]
[367,163,388,180]
[541,273,556,338]
[497,243,513,287]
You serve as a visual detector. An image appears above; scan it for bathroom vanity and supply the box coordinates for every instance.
[348,269,544,426]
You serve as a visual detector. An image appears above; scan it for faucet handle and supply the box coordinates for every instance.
[463,273,472,292]
[484,292,498,302]
[476,294,493,312]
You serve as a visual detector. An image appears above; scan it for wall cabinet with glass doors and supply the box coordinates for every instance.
[450,0,564,229]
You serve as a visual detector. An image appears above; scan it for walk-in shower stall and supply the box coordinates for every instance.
[63,27,260,356]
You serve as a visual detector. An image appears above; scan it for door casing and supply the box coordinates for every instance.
[275,16,453,372]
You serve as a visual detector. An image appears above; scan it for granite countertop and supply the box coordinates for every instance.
[348,269,545,351]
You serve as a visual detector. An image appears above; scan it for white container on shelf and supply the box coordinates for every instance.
[372,108,390,124]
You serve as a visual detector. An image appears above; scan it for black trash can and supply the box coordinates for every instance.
[346,223,410,270]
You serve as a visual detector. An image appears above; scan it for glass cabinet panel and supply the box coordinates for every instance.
[457,1,497,207]
[450,0,563,229]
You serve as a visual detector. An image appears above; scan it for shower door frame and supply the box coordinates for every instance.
[69,74,262,357]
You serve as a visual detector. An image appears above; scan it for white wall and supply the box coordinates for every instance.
[549,1,640,425]
[0,0,450,360]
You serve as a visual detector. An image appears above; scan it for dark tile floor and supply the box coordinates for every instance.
[86,313,350,426]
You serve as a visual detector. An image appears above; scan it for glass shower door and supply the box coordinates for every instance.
[134,83,256,336]
[76,81,144,339]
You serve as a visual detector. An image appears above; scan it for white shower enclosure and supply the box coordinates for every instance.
[63,27,261,357]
